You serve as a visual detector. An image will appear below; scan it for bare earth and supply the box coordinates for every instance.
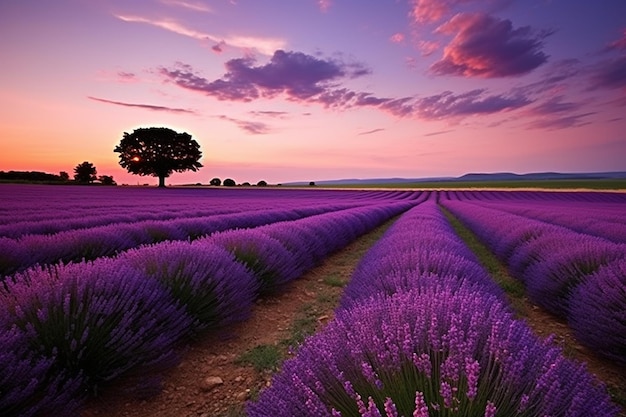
[82,222,626,417]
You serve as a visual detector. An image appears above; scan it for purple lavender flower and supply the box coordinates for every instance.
[207,228,302,294]
[247,287,619,417]
[118,239,259,334]
[568,258,626,365]
[2,257,193,401]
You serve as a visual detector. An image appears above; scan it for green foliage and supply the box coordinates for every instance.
[441,207,528,313]
[323,273,346,288]
[236,345,282,373]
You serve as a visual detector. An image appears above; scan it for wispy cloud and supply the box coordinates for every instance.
[411,89,532,120]
[318,0,332,12]
[159,0,213,13]
[524,96,594,130]
[431,12,551,78]
[358,128,385,135]
[423,129,454,136]
[217,115,272,134]
[590,31,626,91]
[87,96,196,114]
[409,0,513,24]
[114,14,285,55]
[249,110,289,118]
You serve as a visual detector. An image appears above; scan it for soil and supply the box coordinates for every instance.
[81,221,626,417]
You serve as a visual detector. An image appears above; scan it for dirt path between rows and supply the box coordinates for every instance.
[81,217,625,417]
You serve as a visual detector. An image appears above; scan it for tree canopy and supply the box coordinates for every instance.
[114,127,202,187]
[74,161,97,183]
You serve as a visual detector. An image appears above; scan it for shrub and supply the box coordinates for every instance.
[208,229,301,294]
[118,240,259,334]
[568,258,626,365]
[1,258,193,403]
[248,287,618,417]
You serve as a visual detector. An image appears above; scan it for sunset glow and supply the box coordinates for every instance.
[1,0,625,185]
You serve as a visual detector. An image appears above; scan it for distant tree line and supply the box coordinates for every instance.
[1,161,116,185]
[209,177,268,187]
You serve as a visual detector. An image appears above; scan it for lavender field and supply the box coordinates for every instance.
[0,184,624,417]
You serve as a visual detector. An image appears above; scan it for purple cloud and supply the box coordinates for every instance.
[160,50,371,103]
[431,13,551,78]
[358,128,385,135]
[249,110,289,118]
[411,89,532,120]
[217,115,272,134]
[525,96,594,130]
[590,56,626,90]
[87,96,195,114]
[423,129,454,136]
[527,112,595,130]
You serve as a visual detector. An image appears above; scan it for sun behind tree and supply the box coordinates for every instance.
[114,127,203,187]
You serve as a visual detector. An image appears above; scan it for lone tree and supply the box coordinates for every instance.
[209,177,221,186]
[114,127,202,187]
[74,161,97,183]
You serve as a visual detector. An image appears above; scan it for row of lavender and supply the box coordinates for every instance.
[443,190,626,244]
[0,186,428,277]
[440,194,626,366]
[0,198,415,417]
[0,186,420,235]
[249,201,619,416]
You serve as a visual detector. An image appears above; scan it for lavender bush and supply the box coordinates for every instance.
[118,240,259,334]
[568,258,626,365]
[522,236,624,318]
[1,258,193,410]
[341,203,504,308]
[207,228,303,294]
[248,287,619,417]
[0,324,85,417]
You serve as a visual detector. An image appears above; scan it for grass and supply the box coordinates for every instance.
[236,214,400,377]
[235,345,283,373]
[441,206,529,315]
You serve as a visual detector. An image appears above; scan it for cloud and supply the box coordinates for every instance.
[410,0,458,24]
[431,12,551,78]
[408,0,513,24]
[114,14,285,55]
[390,33,405,43]
[411,89,532,120]
[523,96,594,130]
[527,112,595,130]
[358,128,385,135]
[418,40,440,56]
[318,0,332,12]
[159,50,371,103]
[159,0,213,12]
[87,96,196,114]
[587,30,626,93]
[249,110,289,118]
[217,115,272,134]
[604,28,626,52]
[423,129,454,136]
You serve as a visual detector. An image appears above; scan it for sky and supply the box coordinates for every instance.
[1,0,625,185]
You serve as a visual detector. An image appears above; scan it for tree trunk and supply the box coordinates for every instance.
[158,176,166,188]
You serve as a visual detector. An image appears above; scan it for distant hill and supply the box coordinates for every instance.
[284,171,626,186]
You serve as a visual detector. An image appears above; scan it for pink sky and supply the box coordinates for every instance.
[1,0,625,185]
